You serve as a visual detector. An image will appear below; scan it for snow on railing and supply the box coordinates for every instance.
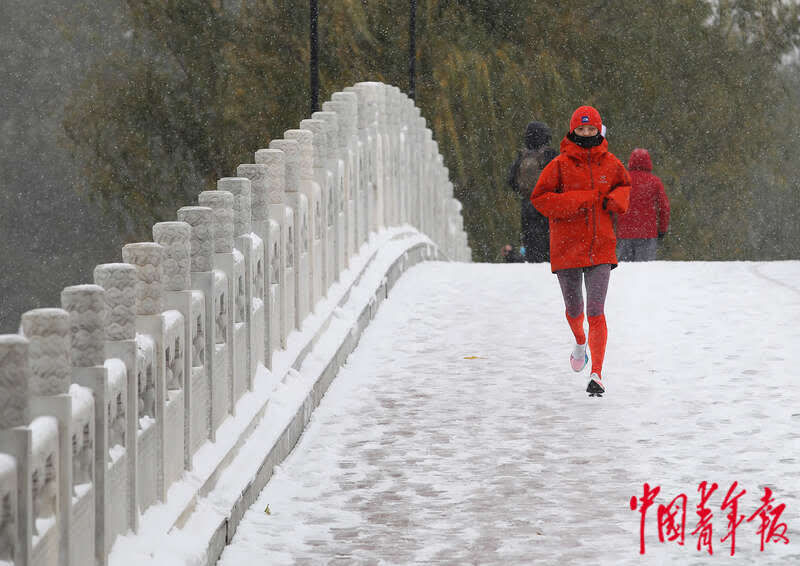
[0,81,470,565]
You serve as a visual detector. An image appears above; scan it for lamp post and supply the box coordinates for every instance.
[310,0,320,113]
[409,0,417,100]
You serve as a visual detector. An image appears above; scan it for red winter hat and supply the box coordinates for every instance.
[569,106,602,133]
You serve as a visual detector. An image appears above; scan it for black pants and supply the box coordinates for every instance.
[521,200,549,263]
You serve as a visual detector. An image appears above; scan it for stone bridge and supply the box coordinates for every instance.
[0,81,470,566]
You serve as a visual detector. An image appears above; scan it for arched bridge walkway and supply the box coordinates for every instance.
[215,260,799,565]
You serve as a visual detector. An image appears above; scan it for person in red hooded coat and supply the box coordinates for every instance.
[530,106,631,396]
[616,148,670,261]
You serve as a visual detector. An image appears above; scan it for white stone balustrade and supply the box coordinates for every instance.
[0,81,469,566]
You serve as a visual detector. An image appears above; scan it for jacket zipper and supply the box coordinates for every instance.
[587,149,596,265]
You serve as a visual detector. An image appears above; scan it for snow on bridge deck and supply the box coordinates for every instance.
[218,261,800,565]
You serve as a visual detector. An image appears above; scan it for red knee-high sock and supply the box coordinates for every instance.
[588,314,607,377]
[565,311,586,345]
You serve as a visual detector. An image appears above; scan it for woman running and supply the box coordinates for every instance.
[530,106,631,396]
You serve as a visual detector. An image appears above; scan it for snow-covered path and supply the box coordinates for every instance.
[219,261,800,565]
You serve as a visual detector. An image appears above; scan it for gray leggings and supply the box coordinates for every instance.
[556,264,611,318]
[617,238,658,261]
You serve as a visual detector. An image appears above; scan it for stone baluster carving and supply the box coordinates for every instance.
[121,244,164,316]
[61,285,107,368]
[176,207,215,273]
[217,178,252,238]
[254,148,286,352]
[94,264,137,342]
[268,140,299,194]
[270,136,306,328]
[0,335,30,429]
[21,309,71,396]
[198,191,235,254]
[236,165,268,230]
[153,222,191,293]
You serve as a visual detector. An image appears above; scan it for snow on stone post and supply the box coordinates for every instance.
[152,222,193,483]
[20,308,74,565]
[218,177,261,395]
[321,101,351,273]
[298,119,329,304]
[268,139,302,337]
[0,334,33,566]
[323,92,360,265]
[236,164,271,371]
[254,149,286,354]
[198,191,239,421]
[93,262,139,536]
[313,110,343,285]
[286,128,320,317]
[176,206,216,449]
[61,283,110,566]
[332,91,363,252]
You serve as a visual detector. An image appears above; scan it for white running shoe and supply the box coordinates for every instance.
[570,342,588,372]
[586,372,605,397]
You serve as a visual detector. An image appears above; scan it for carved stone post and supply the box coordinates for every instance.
[218,177,260,394]
[331,91,360,254]
[350,84,381,234]
[236,164,271,371]
[21,308,74,564]
[298,119,328,305]
[61,284,109,566]
[321,101,351,273]
[93,263,139,534]
[267,139,301,338]
[254,149,287,354]
[285,128,318,319]
[152,222,192,478]
[0,335,33,566]
[313,110,343,285]
[198,191,238,419]
[344,86,374,244]
[176,206,217,446]
[120,243,169,512]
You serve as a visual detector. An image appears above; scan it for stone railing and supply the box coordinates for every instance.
[0,81,469,566]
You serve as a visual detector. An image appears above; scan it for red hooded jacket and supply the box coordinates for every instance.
[531,136,631,272]
[617,149,670,239]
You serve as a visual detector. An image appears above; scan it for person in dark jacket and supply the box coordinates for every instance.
[497,244,525,263]
[616,148,670,261]
[507,121,558,263]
